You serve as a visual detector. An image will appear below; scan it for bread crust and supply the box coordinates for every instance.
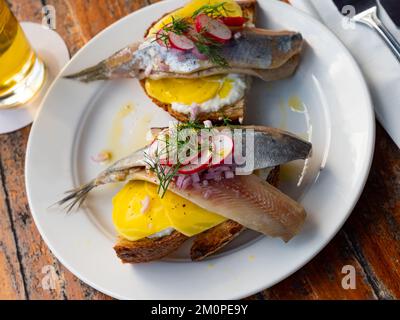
[114,231,188,263]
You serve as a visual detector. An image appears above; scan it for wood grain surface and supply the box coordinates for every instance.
[0,0,399,300]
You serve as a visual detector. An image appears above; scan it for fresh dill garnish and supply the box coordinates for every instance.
[192,2,232,18]
[177,120,205,131]
[222,115,233,126]
[155,16,192,47]
[154,8,230,68]
[144,123,204,198]
[195,41,228,67]
[192,32,228,67]
[164,16,191,35]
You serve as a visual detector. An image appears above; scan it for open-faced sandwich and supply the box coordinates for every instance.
[61,0,310,263]
[66,0,303,122]
[60,123,312,262]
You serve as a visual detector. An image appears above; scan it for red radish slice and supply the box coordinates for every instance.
[211,134,234,166]
[195,14,232,43]
[220,16,247,27]
[178,148,212,174]
[168,32,195,51]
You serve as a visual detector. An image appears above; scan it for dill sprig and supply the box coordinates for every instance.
[154,8,230,67]
[155,16,191,47]
[192,2,232,18]
[144,141,181,198]
[222,115,233,126]
[163,16,191,35]
[144,123,204,198]
[195,41,228,67]
[192,31,228,67]
[177,120,205,131]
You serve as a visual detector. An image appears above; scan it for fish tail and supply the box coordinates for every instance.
[57,181,97,212]
[64,62,109,83]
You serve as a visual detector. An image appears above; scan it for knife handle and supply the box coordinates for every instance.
[355,7,400,62]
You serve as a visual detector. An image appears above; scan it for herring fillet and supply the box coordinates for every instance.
[57,126,312,211]
[64,28,303,83]
[148,54,301,82]
[130,170,306,242]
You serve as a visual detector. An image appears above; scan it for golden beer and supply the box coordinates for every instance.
[0,0,45,109]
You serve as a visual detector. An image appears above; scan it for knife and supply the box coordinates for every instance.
[333,0,400,61]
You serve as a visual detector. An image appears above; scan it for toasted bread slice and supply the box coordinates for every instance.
[114,231,188,263]
[114,166,280,264]
[140,0,257,123]
[190,166,280,261]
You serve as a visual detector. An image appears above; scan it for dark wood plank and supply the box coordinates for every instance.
[0,0,116,300]
[44,0,149,55]
[0,161,26,299]
[260,230,378,299]
[248,124,400,300]
[341,124,400,298]
[0,0,44,301]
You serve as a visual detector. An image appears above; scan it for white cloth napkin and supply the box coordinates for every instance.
[290,0,400,148]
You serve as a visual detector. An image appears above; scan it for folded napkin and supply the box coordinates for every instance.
[290,0,400,148]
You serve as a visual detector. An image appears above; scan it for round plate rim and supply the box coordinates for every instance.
[25,0,375,300]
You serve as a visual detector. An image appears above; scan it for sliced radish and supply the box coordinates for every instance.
[178,148,212,174]
[195,14,232,43]
[211,133,234,166]
[168,32,195,51]
[220,16,247,27]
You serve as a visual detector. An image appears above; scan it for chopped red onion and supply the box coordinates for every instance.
[192,182,201,189]
[181,176,192,189]
[176,175,185,189]
[191,173,200,183]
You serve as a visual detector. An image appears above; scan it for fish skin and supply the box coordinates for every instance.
[64,28,303,83]
[220,29,303,70]
[191,165,280,261]
[129,169,306,241]
[146,54,301,82]
[57,126,311,211]
[238,125,312,171]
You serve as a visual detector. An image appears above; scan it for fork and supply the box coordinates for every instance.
[338,0,400,61]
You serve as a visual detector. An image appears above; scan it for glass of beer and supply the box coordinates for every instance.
[0,0,46,109]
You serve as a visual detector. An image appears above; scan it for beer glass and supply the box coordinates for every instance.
[0,0,46,109]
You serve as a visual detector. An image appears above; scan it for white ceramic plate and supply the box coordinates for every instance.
[26,0,375,299]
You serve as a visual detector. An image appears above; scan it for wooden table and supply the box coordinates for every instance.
[1,0,399,300]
